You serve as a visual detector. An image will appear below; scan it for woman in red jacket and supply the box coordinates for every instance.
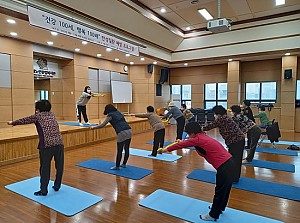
[159,122,234,221]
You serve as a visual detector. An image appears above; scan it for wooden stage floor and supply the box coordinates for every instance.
[0,123,300,223]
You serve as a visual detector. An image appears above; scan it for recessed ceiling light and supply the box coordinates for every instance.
[184,63,188,66]
[160,8,166,13]
[198,8,213,20]
[130,62,134,65]
[276,0,285,6]
[10,32,17,36]
[47,41,53,45]
[125,54,130,57]
[106,48,112,52]
[82,41,88,45]
[228,59,233,62]
[97,53,102,57]
[115,58,119,61]
[7,19,16,24]
[75,48,80,52]
[153,61,157,65]
[285,53,290,56]
[140,57,145,61]
[186,27,191,31]
[51,31,58,36]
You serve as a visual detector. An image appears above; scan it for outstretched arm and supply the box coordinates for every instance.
[159,138,197,153]
[8,114,37,126]
[92,116,112,129]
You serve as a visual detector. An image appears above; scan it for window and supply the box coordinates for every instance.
[204,83,228,109]
[245,81,276,103]
[296,80,300,100]
[171,84,192,108]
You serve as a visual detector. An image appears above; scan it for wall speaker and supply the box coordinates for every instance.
[156,84,162,96]
[159,68,169,83]
[284,69,292,79]
[147,64,153,73]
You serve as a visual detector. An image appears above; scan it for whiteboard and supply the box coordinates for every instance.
[111,81,132,103]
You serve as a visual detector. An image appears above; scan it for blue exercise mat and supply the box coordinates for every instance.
[76,158,153,180]
[139,189,283,223]
[253,147,298,156]
[246,138,300,146]
[243,159,295,172]
[59,122,97,127]
[128,148,182,162]
[146,141,173,146]
[187,169,300,201]
[5,177,103,216]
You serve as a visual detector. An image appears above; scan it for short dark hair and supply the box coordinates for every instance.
[230,105,241,114]
[84,86,91,93]
[35,100,51,112]
[212,105,227,115]
[181,104,187,109]
[104,104,117,115]
[243,100,251,107]
[184,122,202,135]
[260,106,266,111]
[147,106,154,112]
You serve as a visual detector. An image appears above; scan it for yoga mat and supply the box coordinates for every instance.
[253,147,298,156]
[139,189,283,223]
[128,148,182,162]
[5,177,103,216]
[59,122,97,127]
[246,138,300,146]
[243,159,295,172]
[76,158,153,180]
[187,169,300,201]
[146,141,173,146]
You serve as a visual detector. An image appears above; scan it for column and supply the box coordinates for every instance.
[227,61,241,108]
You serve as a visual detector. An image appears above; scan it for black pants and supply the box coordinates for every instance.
[176,116,185,140]
[77,105,88,123]
[39,145,64,194]
[116,138,131,167]
[246,126,261,161]
[209,158,234,219]
[227,139,245,182]
[152,129,165,156]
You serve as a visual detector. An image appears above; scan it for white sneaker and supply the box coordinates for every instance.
[79,123,84,126]
[86,122,91,125]
[200,213,217,221]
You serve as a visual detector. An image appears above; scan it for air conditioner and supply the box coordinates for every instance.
[207,18,231,33]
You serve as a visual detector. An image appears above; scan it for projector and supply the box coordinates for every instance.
[207,18,231,33]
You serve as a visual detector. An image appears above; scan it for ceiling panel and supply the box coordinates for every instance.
[138,0,165,8]
[161,11,190,28]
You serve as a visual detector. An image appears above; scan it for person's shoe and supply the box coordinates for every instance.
[110,166,120,170]
[120,164,126,168]
[34,190,47,196]
[52,186,59,192]
[232,180,239,184]
[208,206,223,214]
[85,122,91,125]
[148,154,156,157]
[79,123,84,126]
[242,159,250,164]
[199,213,216,221]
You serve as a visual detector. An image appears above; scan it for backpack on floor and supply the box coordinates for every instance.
[287,144,300,150]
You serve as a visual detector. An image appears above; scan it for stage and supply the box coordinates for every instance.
[0,117,151,166]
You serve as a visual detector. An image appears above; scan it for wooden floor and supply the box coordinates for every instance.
[0,125,299,223]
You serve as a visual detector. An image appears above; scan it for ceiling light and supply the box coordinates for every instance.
[7,19,16,24]
[75,48,80,52]
[140,57,145,61]
[160,8,166,13]
[276,0,285,6]
[130,62,134,65]
[51,31,58,36]
[10,32,17,36]
[184,63,188,66]
[97,53,102,57]
[115,58,119,61]
[285,53,290,56]
[198,8,213,20]
[106,48,112,52]
[82,41,88,45]
[228,59,233,62]
[125,54,130,57]
[153,61,157,65]
[186,27,191,31]
[47,41,53,45]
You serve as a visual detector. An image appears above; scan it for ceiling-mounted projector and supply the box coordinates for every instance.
[207,18,231,33]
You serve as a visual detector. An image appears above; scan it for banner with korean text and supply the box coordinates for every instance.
[28,6,139,56]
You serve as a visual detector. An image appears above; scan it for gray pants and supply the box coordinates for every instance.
[246,126,261,162]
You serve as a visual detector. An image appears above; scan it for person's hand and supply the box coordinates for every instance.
[7,121,13,125]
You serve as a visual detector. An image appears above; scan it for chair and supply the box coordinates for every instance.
[196,112,206,126]
[206,110,215,123]
[258,119,281,148]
